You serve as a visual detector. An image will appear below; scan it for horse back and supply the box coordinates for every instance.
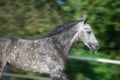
[0,36,12,54]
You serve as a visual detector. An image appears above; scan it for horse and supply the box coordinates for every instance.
[0,17,99,80]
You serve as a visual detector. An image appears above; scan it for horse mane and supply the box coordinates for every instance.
[48,20,81,37]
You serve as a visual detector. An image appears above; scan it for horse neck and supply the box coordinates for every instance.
[51,30,76,55]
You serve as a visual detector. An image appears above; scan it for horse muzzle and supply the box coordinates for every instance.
[88,43,99,52]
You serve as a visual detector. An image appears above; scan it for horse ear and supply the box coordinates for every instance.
[78,17,87,24]
[81,16,88,24]
[84,18,87,24]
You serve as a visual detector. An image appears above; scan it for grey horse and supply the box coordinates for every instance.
[0,17,99,80]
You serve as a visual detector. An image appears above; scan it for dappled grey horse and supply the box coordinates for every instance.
[0,17,99,80]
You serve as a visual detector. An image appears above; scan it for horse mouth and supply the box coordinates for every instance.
[90,44,99,52]
[85,43,99,52]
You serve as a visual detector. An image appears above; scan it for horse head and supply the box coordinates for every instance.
[73,17,99,52]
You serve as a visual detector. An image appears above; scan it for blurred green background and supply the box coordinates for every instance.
[0,0,120,80]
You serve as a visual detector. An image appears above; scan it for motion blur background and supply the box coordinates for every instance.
[0,0,120,80]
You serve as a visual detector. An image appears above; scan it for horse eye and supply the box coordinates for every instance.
[87,31,91,34]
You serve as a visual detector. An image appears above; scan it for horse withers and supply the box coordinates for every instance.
[0,17,99,80]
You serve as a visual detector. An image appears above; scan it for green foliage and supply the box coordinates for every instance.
[0,0,120,80]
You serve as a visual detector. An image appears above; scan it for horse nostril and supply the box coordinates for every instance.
[96,45,99,50]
